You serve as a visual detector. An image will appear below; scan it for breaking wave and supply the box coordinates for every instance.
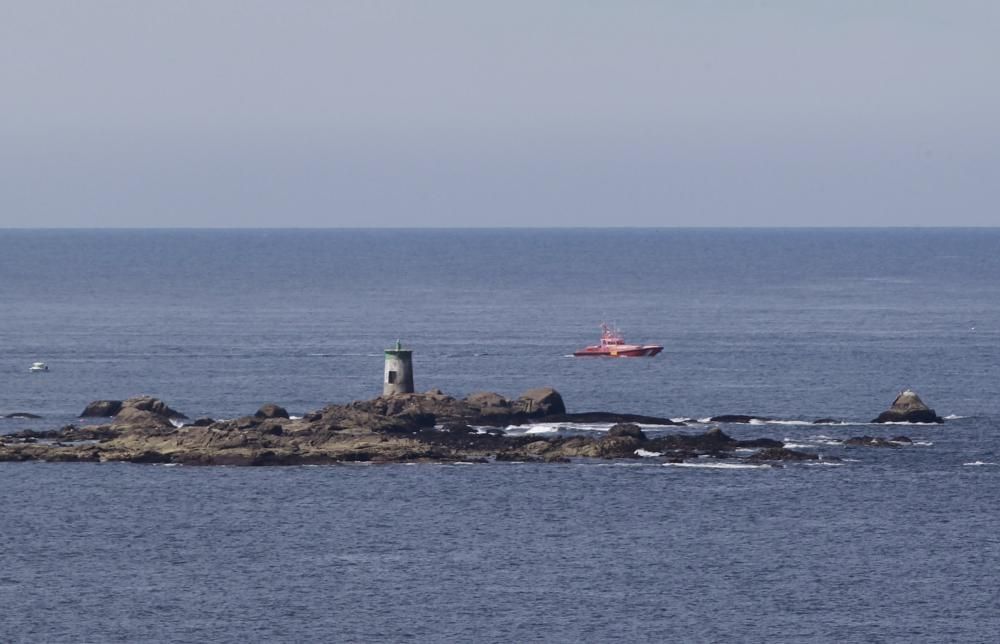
[963,461,997,466]
[504,422,679,436]
[664,462,772,470]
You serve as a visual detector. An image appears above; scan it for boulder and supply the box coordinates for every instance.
[81,400,123,417]
[121,396,188,420]
[255,403,290,419]
[465,392,509,408]
[871,390,943,424]
[517,387,566,416]
[606,423,647,441]
[111,407,176,431]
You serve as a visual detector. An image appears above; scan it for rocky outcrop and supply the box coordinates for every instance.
[80,400,123,417]
[607,424,647,441]
[0,389,833,467]
[872,390,943,423]
[121,396,188,420]
[80,396,187,420]
[747,447,820,462]
[517,387,566,416]
[255,404,290,419]
[112,406,176,432]
[105,397,188,433]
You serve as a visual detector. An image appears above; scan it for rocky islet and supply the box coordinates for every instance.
[1,389,944,466]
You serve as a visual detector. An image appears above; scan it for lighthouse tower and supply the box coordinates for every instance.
[383,340,414,396]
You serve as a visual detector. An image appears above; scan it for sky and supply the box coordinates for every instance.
[1,1,997,227]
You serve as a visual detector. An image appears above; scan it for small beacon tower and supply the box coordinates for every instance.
[383,340,414,396]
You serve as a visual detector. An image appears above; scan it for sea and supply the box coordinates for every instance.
[1,229,998,643]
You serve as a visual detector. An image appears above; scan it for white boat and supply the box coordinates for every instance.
[29,362,49,372]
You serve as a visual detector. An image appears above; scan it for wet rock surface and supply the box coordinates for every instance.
[0,388,827,467]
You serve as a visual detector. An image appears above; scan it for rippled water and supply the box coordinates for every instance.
[2,229,1000,642]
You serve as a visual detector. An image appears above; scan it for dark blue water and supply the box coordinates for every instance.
[2,229,999,642]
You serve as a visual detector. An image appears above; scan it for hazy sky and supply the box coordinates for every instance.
[1,1,997,227]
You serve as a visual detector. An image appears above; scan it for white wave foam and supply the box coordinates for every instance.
[169,419,185,428]
[963,461,997,466]
[664,462,772,470]
[696,417,712,424]
[522,425,559,435]
[782,442,813,449]
[878,421,942,426]
[289,415,302,420]
[506,422,677,435]
[634,449,663,458]
[943,414,966,420]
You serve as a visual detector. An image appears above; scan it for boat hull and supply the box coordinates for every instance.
[573,345,663,357]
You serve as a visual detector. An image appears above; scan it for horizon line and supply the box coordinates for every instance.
[3,225,1000,231]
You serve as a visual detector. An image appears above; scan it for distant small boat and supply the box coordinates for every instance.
[573,324,663,357]
[29,362,49,372]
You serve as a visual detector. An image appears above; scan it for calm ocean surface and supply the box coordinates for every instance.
[2,229,999,642]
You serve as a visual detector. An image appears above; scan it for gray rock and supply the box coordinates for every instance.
[872,390,943,423]
[517,387,566,416]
